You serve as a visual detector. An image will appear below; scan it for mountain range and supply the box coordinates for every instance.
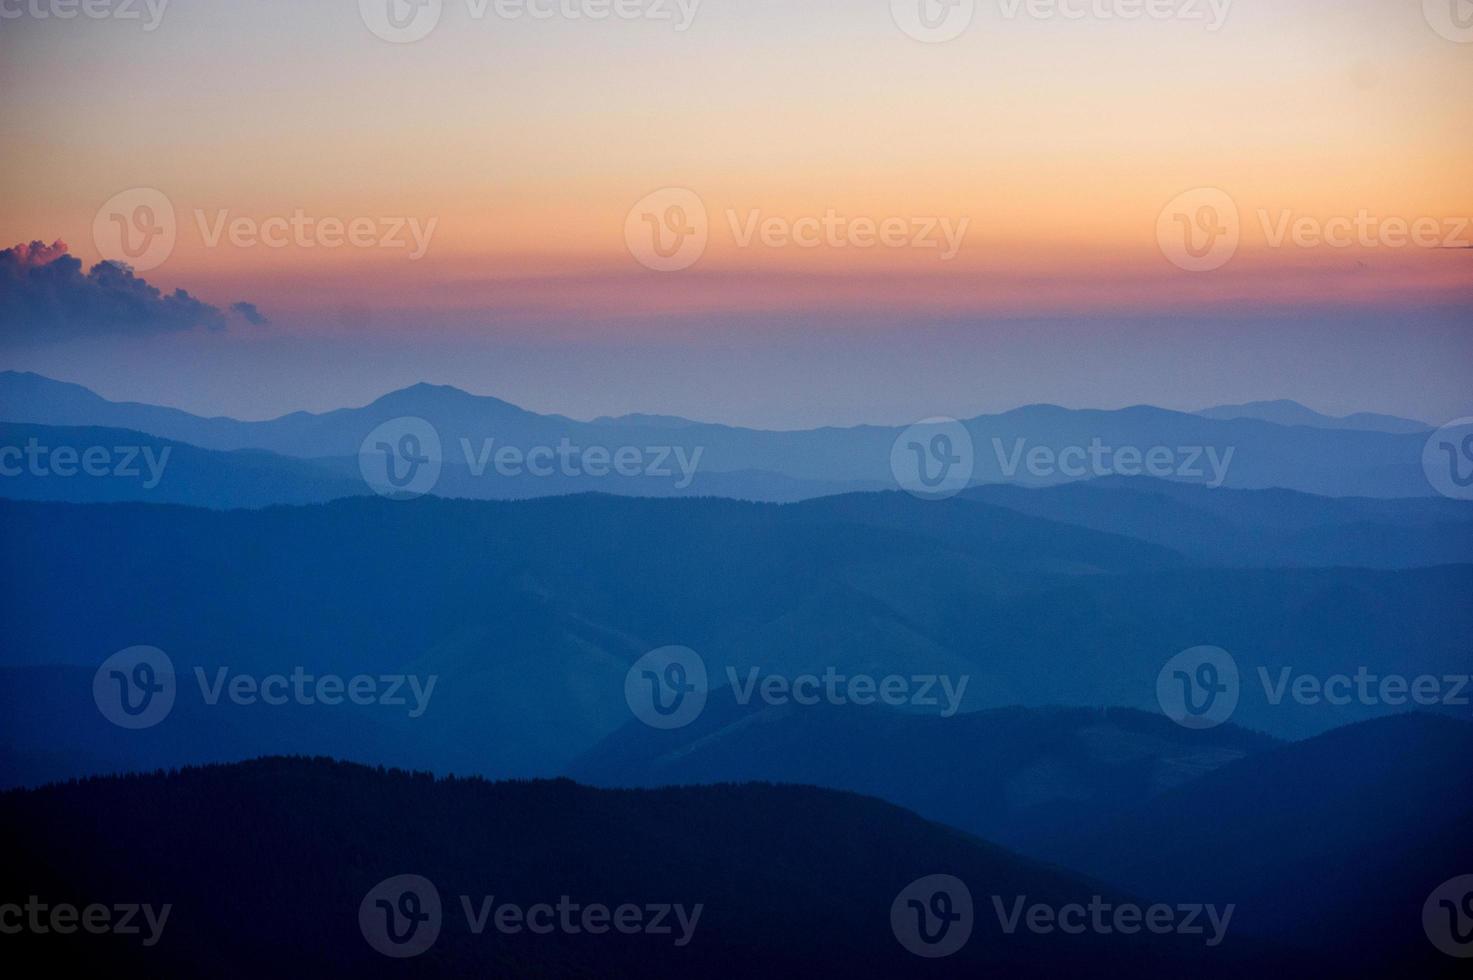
[4,372,1468,974]
[1196,399,1430,434]
[569,701,1280,852]
[0,371,1447,499]
[3,488,1469,795]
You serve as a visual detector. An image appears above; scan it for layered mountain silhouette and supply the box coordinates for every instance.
[4,375,1467,975]
[4,489,1469,795]
[0,421,360,508]
[570,702,1279,853]
[0,371,1445,497]
[0,757,1311,978]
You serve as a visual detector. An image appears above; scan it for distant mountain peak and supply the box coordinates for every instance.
[365,381,529,417]
[1197,399,1429,434]
[589,412,700,429]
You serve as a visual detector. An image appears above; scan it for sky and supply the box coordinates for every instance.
[0,0,1470,427]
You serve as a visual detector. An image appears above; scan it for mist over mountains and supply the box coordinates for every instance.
[3,371,1469,976]
[0,371,1447,499]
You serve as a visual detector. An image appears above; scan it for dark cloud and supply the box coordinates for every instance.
[0,240,265,343]
[230,301,270,326]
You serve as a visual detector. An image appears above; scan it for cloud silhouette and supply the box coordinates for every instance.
[230,301,270,326]
[0,240,265,343]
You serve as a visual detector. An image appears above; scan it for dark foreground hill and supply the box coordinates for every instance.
[1043,713,1473,977]
[570,707,1473,976]
[0,757,1294,978]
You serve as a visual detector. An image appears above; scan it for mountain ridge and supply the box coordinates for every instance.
[0,371,1442,497]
